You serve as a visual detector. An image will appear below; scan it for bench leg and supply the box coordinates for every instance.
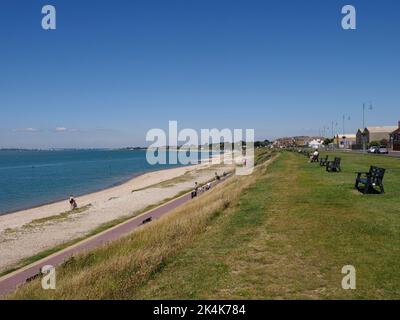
[363,183,371,194]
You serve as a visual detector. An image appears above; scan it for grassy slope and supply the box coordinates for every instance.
[134,151,400,299]
[9,151,400,299]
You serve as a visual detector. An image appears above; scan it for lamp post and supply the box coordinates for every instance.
[342,114,351,136]
[335,121,339,148]
[342,114,351,149]
[324,126,329,139]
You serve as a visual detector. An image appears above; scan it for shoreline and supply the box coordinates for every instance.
[0,153,237,272]
[0,160,207,217]
[0,165,185,217]
[0,172,144,217]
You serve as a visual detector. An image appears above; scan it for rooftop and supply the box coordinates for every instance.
[366,126,398,133]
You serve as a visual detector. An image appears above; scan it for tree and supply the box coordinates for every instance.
[380,139,388,147]
[323,138,334,146]
[369,140,380,147]
[254,140,271,148]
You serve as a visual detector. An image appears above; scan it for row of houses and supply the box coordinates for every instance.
[337,121,400,150]
[273,121,400,151]
[273,136,322,148]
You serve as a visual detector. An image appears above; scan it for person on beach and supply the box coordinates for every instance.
[191,182,199,199]
[69,196,77,210]
[215,172,220,181]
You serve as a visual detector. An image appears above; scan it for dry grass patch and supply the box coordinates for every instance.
[26,204,92,226]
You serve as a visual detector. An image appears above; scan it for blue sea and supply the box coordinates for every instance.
[0,149,203,215]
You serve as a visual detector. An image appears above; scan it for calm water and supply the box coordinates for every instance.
[0,149,201,215]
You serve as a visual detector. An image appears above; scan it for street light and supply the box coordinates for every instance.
[324,126,329,138]
[362,103,373,129]
[362,103,373,152]
[342,114,351,136]
[341,114,351,149]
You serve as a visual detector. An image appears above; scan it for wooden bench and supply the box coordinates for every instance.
[326,157,341,172]
[319,155,329,167]
[355,166,385,194]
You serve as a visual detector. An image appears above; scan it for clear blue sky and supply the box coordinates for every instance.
[1,0,399,148]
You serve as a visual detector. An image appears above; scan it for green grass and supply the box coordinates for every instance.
[132,151,400,299]
[7,151,400,299]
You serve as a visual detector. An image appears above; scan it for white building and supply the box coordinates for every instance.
[308,139,322,149]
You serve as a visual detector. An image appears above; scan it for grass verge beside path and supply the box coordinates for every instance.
[133,151,400,299]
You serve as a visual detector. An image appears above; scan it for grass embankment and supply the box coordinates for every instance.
[9,150,400,299]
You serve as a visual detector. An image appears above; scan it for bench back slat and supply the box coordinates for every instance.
[368,166,385,183]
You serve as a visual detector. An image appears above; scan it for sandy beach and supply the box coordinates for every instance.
[0,154,240,273]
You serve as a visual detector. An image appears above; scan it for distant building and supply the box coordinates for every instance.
[274,136,319,148]
[354,126,397,149]
[365,126,397,144]
[355,129,364,148]
[293,136,311,146]
[274,137,295,148]
[390,121,400,151]
[338,134,356,149]
[308,139,322,149]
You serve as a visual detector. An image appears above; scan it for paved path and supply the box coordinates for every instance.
[0,176,230,297]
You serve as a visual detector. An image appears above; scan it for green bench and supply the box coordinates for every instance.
[319,155,329,166]
[326,157,341,172]
[355,166,385,194]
